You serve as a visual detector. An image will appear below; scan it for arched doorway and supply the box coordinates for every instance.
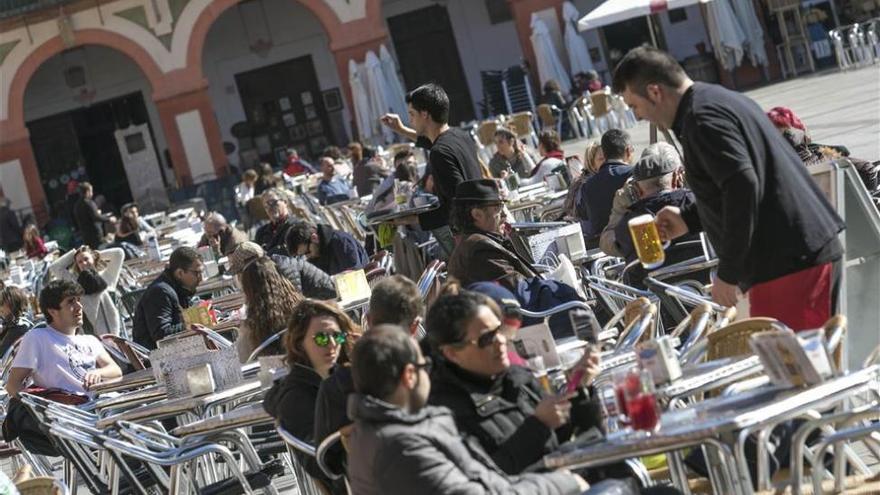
[24,44,171,221]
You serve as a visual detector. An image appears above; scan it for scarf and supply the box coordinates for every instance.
[77,268,108,295]
[530,150,565,177]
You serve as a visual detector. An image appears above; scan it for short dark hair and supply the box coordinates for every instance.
[0,286,29,322]
[168,247,202,273]
[322,146,342,160]
[425,290,499,349]
[538,130,562,153]
[600,129,632,160]
[612,46,688,96]
[39,280,83,324]
[450,201,481,234]
[406,83,449,124]
[285,221,317,254]
[369,275,423,328]
[351,325,419,400]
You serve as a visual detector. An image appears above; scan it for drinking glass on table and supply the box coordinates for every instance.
[612,366,640,425]
[628,214,669,269]
[624,368,662,432]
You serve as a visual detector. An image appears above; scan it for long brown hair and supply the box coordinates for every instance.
[22,225,40,249]
[240,257,303,351]
[284,299,360,368]
[0,286,29,323]
[72,245,107,274]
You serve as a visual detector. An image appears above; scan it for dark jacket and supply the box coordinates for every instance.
[314,365,354,475]
[254,216,297,257]
[74,197,111,249]
[614,189,698,263]
[0,203,23,252]
[270,254,337,299]
[577,161,633,242]
[132,271,193,350]
[198,226,248,257]
[352,160,390,197]
[415,128,483,231]
[0,316,31,358]
[428,360,603,475]
[672,83,844,289]
[449,231,540,291]
[347,393,582,495]
[263,363,337,490]
[311,224,368,276]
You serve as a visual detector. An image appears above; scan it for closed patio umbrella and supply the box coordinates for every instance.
[531,13,572,94]
[379,45,409,124]
[562,2,595,76]
[349,59,374,143]
[364,50,395,144]
[705,0,748,70]
[730,0,768,67]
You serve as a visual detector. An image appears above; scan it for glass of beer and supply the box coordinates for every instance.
[628,214,668,269]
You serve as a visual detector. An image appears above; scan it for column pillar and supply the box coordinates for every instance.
[153,71,228,187]
[508,0,565,88]
[0,122,49,224]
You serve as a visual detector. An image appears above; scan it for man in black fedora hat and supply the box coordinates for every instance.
[447,179,539,290]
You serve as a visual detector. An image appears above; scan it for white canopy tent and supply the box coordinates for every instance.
[577,0,714,31]
[562,2,595,75]
[531,13,572,94]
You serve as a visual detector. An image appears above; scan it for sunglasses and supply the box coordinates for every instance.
[454,324,502,349]
[313,331,347,347]
[413,356,433,374]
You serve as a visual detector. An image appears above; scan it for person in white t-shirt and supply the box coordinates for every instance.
[5,280,121,398]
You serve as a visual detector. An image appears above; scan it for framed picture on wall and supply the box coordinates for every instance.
[290,125,307,140]
[282,112,297,127]
[306,120,323,136]
[322,88,343,112]
[304,105,317,120]
[309,136,329,153]
[279,97,292,111]
[301,91,313,105]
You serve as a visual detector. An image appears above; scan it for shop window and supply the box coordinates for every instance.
[669,8,688,23]
[485,0,513,24]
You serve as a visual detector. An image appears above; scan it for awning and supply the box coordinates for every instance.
[578,0,713,31]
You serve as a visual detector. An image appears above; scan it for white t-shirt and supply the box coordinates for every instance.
[11,326,105,394]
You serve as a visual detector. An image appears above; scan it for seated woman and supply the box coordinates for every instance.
[227,242,303,362]
[22,225,48,260]
[487,128,537,179]
[518,130,566,187]
[263,299,358,493]
[425,288,607,478]
[0,286,32,357]
[48,245,124,336]
[115,203,144,246]
[447,179,539,291]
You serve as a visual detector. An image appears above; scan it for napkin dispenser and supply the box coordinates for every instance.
[186,364,216,396]
[636,336,681,385]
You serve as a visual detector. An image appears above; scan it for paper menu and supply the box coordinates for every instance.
[749,329,831,388]
[333,269,371,307]
[512,323,590,370]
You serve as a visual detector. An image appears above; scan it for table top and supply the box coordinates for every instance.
[542,365,880,471]
[171,403,271,437]
[91,384,167,413]
[96,378,263,429]
[90,368,156,394]
[365,202,439,225]
[660,355,763,401]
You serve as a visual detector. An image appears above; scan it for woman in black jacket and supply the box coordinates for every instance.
[0,286,32,358]
[424,289,604,476]
[263,299,359,494]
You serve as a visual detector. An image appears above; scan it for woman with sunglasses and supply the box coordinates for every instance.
[425,287,607,479]
[48,245,124,336]
[263,299,359,494]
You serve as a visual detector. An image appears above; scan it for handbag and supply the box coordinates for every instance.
[2,387,88,457]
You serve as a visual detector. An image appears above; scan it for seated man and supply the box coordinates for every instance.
[347,325,592,494]
[5,280,122,399]
[132,247,204,350]
[448,179,539,291]
[285,221,368,276]
[425,290,610,478]
[577,129,634,248]
[253,189,297,256]
[198,212,248,257]
[614,147,697,264]
[314,275,424,449]
[317,157,353,205]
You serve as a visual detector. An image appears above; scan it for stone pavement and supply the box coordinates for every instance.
[562,64,880,160]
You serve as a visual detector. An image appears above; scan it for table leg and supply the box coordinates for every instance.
[667,450,693,495]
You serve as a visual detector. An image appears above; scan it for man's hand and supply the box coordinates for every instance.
[380,113,405,133]
[711,277,740,307]
[655,206,689,242]
[534,394,573,429]
[573,346,601,388]
[83,370,103,389]
[571,473,590,492]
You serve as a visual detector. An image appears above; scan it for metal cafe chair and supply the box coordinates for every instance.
[246,328,287,364]
[316,430,353,495]
[276,423,327,495]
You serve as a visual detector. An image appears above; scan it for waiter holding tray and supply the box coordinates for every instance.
[612,46,844,330]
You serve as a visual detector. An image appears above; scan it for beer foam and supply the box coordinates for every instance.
[628,214,654,226]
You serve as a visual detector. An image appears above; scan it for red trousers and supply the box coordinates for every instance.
[748,263,835,331]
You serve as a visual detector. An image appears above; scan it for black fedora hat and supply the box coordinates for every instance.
[454,179,505,204]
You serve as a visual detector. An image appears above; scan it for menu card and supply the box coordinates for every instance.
[749,329,833,388]
[333,269,371,307]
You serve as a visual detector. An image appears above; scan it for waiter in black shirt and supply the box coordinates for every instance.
[381,83,482,259]
[612,47,844,330]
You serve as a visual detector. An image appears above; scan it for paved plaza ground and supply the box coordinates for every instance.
[563,65,880,160]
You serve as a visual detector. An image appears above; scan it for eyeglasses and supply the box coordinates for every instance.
[265,199,281,207]
[413,356,433,374]
[313,331,347,347]
[185,268,204,278]
[452,324,502,349]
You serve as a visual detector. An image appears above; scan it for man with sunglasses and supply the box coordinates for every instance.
[347,325,597,494]
[132,247,204,350]
[253,189,297,256]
